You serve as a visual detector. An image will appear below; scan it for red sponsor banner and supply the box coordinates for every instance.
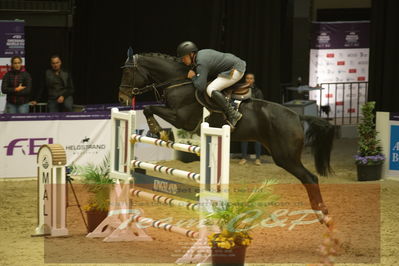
[358,76,366,81]
[336,101,344,106]
[325,93,334,98]
[349,69,357,73]
[0,65,8,79]
[337,61,345,65]
[347,108,356,113]
[326,53,335,58]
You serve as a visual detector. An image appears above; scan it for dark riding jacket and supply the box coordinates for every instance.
[1,70,32,105]
[191,49,246,92]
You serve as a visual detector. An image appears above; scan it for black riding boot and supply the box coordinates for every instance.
[211,90,243,127]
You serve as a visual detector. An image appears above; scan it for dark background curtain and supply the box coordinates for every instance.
[369,0,399,112]
[68,0,290,104]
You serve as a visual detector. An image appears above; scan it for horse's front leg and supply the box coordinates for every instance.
[143,105,179,140]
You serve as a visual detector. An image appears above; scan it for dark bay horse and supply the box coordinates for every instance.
[119,50,335,225]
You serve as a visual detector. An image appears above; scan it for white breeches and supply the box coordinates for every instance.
[206,70,244,97]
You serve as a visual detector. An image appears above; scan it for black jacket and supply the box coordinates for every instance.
[251,84,264,100]
[45,69,74,99]
[1,70,32,104]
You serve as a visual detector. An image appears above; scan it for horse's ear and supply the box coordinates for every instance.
[127,46,134,59]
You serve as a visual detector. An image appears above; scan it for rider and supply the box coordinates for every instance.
[177,41,246,127]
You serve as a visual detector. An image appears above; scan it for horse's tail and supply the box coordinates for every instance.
[300,116,335,176]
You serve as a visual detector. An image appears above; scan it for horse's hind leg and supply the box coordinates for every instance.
[272,152,329,223]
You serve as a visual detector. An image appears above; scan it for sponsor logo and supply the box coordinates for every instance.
[347,53,358,58]
[326,53,334,58]
[345,31,360,47]
[325,94,334,98]
[3,138,53,156]
[358,61,368,65]
[316,32,331,48]
[358,76,366,81]
[349,69,357,73]
[336,101,344,106]
[347,108,356,113]
[360,52,369,57]
[337,61,345,65]
[42,156,49,169]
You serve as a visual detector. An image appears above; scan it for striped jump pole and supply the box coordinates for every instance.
[130,159,200,183]
[129,214,199,239]
[131,134,200,155]
[130,188,199,211]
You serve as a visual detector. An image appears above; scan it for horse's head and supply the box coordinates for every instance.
[119,47,154,105]
[118,48,190,105]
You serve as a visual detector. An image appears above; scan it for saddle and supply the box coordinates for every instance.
[195,82,252,113]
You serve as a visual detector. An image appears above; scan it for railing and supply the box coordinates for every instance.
[310,82,368,125]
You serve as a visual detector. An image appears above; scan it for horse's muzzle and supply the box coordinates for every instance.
[118,91,132,106]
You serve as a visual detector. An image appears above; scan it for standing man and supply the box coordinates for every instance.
[239,73,264,165]
[45,55,74,112]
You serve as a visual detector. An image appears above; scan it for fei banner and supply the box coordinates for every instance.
[0,20,25,113]
[0,110,174,178]
[309,21,370,118]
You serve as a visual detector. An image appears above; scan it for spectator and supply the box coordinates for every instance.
[45,55,74,112]
[239,73,264,166]
[1,56,32,114]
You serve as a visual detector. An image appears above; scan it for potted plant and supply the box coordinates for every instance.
[355,101,385,181]
[174,128,200,163]
[71,156,115,232]
[206,180,278,265]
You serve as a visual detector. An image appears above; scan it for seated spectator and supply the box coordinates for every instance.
[1,56,32,114]
[45,55,74,112]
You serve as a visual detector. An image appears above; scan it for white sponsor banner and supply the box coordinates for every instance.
[309,21,369,118]
[309,48,368,117]
[0,110,175,178]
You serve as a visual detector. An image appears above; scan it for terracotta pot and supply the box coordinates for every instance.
[357,163,383,181]
[211,245,247,266]
[86,210,108,233]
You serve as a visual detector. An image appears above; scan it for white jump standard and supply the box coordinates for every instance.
[33,144,68,237]
[87,108,231,264]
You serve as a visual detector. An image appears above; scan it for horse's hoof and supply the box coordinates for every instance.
[159,130,169,141]
[322,215,334,228]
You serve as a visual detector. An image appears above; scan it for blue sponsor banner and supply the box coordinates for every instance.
[390,125,399,170]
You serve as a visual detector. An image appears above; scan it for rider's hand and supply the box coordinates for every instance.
[187,70,196,79]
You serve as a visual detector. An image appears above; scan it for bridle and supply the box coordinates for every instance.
[120,54,191,102]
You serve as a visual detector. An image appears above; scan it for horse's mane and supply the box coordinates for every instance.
[139,53,180,62]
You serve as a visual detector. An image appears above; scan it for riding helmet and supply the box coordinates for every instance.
[176,41,198,57]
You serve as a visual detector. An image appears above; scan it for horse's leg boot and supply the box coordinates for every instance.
[211,90,242,127]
